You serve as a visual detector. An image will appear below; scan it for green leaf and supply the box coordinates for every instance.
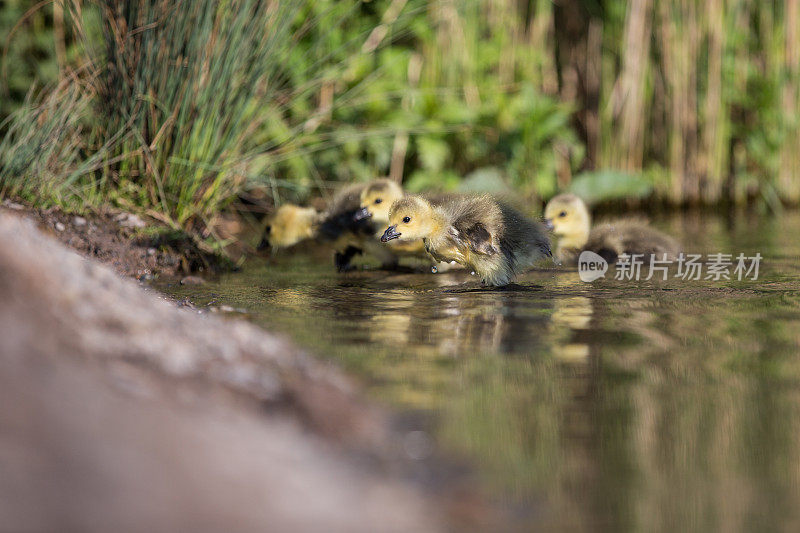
[457,167,512,194]
[567,170,653,203]
[405,169,460,192]
[416,136,450,172]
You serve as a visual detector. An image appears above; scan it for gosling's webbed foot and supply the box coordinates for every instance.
[335,246,362,272]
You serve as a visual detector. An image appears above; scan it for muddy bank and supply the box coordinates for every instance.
[0,210,491,532]
[2,200,228,278]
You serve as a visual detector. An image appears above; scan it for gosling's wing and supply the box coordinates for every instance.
[451,222,500,256]
[443,195,504,256]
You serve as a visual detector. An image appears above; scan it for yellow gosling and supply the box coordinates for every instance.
[382,195,551,286]
[357,178,404,228]
[357,178,448,268]
[263,204,319,249]
[543,193,681,264]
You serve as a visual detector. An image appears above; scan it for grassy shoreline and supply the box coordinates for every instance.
[2,0,798,260]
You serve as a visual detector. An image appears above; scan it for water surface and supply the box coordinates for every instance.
[161,211,800,531]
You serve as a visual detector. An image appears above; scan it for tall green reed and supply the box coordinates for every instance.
[91,0,305,230]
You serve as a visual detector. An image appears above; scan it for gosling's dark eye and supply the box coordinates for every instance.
[374,198,383,204]
[559,211,567,218]
[265,225,272,234]
[402,216,411,223]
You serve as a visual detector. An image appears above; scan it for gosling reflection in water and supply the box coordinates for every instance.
[551,296,594,363]
[257,286,313,314]
[366,289,416,345]
[259,276,597,365]
[364,289,556,356]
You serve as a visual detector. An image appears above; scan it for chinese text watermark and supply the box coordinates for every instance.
[578,251,761,282]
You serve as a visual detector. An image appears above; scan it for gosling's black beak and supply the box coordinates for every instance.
[353,207,372,221]
[381,225,401,242]
[543,218,554,231]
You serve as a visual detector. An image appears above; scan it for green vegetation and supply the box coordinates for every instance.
[1,0,70,116]
[1,0,799,253]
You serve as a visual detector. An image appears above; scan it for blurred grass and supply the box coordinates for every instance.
[0,80,89,202]
[1,0,799,254]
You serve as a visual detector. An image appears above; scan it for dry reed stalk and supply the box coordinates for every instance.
[701,0,726,204]
[731,0,751,204]
[583,19,602,170]
[780,0,800,203]
[390,53,422,183]
[528,0,559,96]
[612,0,652,173]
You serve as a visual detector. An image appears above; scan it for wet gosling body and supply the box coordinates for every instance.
[543,193,680,264]
[381,195,551,286]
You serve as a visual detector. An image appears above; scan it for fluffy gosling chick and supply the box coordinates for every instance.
[355,178,404,227]
[543,193,681,264]
[318,181,397,270]
[261,204,319,250]
[355,178,437,261]
[381,195,551,286]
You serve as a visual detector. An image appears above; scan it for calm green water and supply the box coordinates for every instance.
[161,211,800,531]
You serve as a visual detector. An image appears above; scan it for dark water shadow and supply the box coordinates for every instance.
[442,283,546,294]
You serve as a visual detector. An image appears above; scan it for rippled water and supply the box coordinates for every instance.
[161,210,800,531]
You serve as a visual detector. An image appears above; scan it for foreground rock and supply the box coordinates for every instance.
[0,212,460,532]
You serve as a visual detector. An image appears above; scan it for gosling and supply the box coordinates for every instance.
[260,204,319,250]
[260,181,394,271]
[543,193,680,264]
[355,178,404,227]
[355,178,441,264]
[381,195,552,286]
[317,181,397,271]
